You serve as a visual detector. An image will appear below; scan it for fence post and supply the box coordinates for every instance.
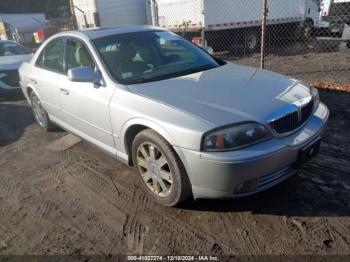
[260,0,268,69]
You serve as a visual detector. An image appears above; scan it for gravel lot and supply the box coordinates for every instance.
[229,46,350,84]
[0,77,350,256]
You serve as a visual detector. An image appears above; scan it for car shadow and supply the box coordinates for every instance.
[0,90,25,102]
[180,168,350,217]
[0,102,34,147]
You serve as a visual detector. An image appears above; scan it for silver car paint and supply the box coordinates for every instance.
[127,63,312,128]
[176,102,328,198]
[19,27,329,199]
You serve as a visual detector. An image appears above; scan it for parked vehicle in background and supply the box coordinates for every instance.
[19,26,329,206]
[0,13,46,46]
[0,40,32,92]
[157,0,325,52]
[320,0,350,35]
[72,0,158,29]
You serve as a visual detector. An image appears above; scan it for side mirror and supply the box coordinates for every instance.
[68,66,105,86]
[203,46,214,55]
[68,67,95,82]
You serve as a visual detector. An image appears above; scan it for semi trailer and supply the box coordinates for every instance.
[72,0,158,29]
[156,0,325,52]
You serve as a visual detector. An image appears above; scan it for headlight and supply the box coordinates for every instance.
[310,86,320,110]
[202,122,272,152]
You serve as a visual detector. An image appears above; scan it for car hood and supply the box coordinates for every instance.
[127,63,312,127]
[0,54,33,70]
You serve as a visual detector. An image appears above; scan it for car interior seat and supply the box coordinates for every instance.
[118,43,149,77]
[75,45,93,68]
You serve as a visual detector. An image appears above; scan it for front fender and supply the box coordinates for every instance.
[120,117,178,152]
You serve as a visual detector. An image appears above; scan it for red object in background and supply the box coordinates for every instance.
[34,27,59,43]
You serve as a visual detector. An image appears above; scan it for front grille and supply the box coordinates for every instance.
[0,70,20,87]
[257,166,297,190]
[270,100,314,134]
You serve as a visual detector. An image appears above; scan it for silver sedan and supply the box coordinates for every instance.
[19,26,329,206]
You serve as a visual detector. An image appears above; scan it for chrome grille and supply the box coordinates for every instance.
[0,70,20,87]
[270,100,314,134]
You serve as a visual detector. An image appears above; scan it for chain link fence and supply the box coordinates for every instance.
[67,0,350,85]
[155,0,350,85]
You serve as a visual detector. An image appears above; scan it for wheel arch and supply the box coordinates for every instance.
[122,119,178,166]
[25,85,40,106]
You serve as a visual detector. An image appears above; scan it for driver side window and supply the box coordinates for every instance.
[64,38,95,74]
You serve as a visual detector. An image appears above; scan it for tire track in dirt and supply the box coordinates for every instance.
[44,177,125,254]
[0,225,17,252]
[58,156,234,254]
[219,213,249,254]
[327,219,350,253]
[124,214,147,254]
[236,213,268,255]
[0,175,19,201]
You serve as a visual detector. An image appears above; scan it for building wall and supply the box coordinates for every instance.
[72,0,97,29]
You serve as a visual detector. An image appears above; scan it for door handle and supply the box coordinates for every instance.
[29,79,37,85]
[59,88,69,95]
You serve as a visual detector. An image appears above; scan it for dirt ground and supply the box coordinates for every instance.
[0,86,350,257]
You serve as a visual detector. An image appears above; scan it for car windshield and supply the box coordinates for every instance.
[0,42,31,57]
[93,31,222,85]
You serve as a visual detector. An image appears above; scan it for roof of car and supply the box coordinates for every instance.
[59,25,167,40]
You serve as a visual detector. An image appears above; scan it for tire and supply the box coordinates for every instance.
[131,129,192,206]
[303,20,315,42]
[244,30,260,53]
[30,92,56,131]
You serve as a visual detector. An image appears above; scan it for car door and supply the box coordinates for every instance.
[32,37,65,119]
[56,37,116,154]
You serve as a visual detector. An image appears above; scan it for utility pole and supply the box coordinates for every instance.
[69,0,77,29]
[260,0,268,69]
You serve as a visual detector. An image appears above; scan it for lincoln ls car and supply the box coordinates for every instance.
[19,26,329,206]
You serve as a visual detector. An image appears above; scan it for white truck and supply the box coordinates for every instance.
[157,0,324,52]
[72,0,158,29]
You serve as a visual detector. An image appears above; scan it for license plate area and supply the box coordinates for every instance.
[295,137,322,168]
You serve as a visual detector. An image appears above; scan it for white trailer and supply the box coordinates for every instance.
[72,0,158,29]
[156,0,323,52]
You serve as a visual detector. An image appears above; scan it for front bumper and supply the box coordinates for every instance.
[174,102,329,199]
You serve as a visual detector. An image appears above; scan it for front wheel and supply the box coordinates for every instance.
[132,129,192,206]
[30,92,56,131]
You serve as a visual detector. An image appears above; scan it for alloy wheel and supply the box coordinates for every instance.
[31,95,47,128]
[136,142,173,197]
